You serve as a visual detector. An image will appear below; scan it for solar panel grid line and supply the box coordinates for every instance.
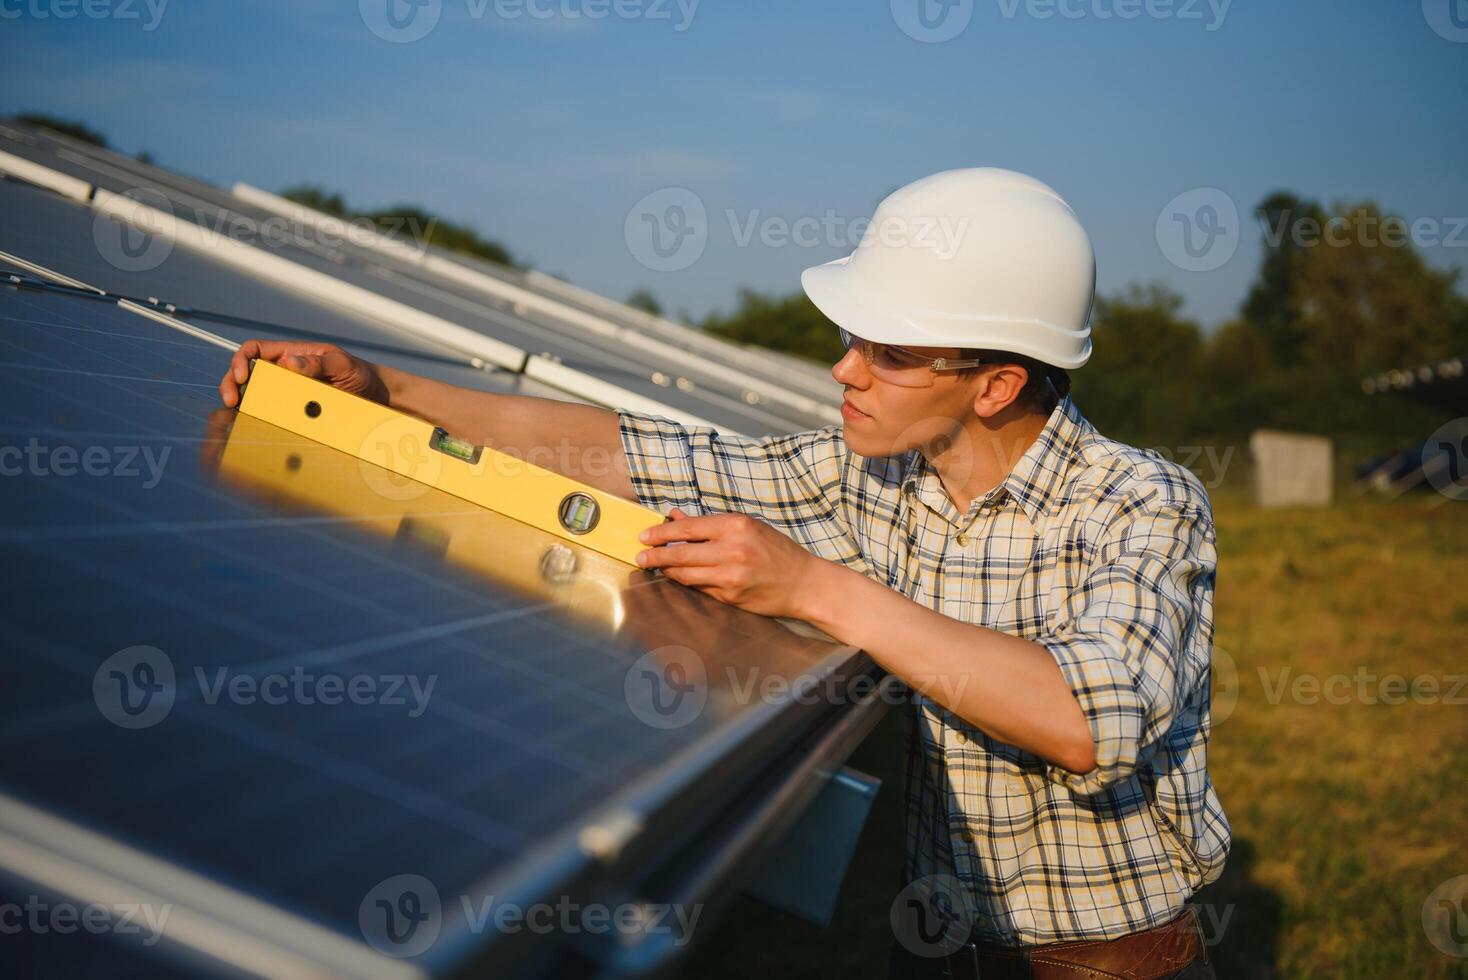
[0,290,232,392]
[0,359,219,390]
[116,299,239,353]
[0,299,229,387]
[234,183,841,425]
[0,794,427,980]
[0,306,226,364]
[0,147,94,202]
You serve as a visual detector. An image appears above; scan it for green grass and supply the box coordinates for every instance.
[1199,491,1468,979]
[681,492,1468,979]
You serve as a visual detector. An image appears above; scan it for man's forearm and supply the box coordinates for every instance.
[374,363,638,500]
[799,560,1098,774]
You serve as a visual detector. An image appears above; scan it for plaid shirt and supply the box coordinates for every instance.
[618,396,1230,945]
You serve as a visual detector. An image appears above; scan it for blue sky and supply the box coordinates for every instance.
[3,0,1466,329]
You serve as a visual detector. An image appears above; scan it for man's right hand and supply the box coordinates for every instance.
[218,339,388,409]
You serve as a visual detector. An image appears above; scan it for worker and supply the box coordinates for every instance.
[218,167,1227,980]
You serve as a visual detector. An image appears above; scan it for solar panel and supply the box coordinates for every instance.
[0,127,838,435]
[0,276,865,977]
[1,125,838,416]
[0,178,575,404]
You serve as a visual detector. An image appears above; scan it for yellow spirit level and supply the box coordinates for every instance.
[214,412,634,631]
[236,359,662,566]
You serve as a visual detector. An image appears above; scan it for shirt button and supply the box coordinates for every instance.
[955,533,968,546]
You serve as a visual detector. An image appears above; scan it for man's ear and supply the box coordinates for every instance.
[970,363,1031,419]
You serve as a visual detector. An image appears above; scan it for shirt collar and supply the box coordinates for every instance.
[900,396,1088,525]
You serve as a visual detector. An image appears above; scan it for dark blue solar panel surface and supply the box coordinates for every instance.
[0,281,841,962]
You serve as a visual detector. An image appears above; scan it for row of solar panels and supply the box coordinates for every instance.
[0,120,842,436]
[0,122,883,979]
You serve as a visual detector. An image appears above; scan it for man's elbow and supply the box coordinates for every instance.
[1052,727,1099,777]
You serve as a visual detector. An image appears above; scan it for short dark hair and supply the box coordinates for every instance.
[957,349,1070,410]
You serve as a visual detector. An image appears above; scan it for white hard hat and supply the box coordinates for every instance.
[801,168,1095,369]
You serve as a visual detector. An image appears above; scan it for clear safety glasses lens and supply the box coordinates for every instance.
[838,329,937,388]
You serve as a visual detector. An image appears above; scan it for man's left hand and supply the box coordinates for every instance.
[636,508,822,621]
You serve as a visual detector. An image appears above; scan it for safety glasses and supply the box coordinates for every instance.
[838,328,986,388]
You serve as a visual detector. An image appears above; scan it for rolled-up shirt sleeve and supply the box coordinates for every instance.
[617,411,868,569]
[1037,498,1216,796]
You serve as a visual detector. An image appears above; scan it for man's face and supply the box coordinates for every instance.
[831,343,981,458]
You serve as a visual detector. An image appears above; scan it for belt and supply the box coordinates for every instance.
[942,907,1208,980]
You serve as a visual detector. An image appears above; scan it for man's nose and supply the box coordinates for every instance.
[831,346,870,386]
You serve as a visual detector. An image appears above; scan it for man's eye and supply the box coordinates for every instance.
[877,347,925,369]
